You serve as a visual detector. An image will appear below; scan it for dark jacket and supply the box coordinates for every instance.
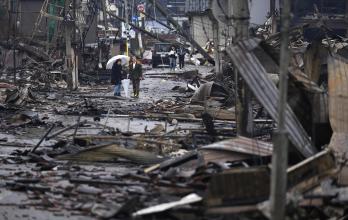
[178,47,186,58]
[129,63,143,80]
[111,62,123,84]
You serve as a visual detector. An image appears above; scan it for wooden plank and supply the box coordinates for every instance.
[327,53,348,185]
[207,167,271,205]
[287,149,336,192]
[207,150,335,206]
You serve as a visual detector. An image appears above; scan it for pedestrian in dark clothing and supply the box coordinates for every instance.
[178,46,186,69]
[129,57,143,98]
[111,59,123,96]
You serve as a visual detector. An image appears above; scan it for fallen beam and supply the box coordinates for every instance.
[106,11,171,44]
[31,124,55,153]
[147,0,214,64]
[46,120,87,140]
[73,135,182,148]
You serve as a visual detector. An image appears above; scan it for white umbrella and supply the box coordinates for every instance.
[106,55,130,69]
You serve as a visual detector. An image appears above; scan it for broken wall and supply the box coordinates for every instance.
[189,14,214,48]
[0,3,9,40]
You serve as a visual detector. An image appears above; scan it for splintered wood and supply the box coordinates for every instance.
[327,54,348,185]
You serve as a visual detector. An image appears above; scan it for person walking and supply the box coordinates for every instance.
[129,56,143,98]
[168,46,177,71]
[178,46,186,69]
[111,59,123,96]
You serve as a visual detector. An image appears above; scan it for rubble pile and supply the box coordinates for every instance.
[2,1,348,219]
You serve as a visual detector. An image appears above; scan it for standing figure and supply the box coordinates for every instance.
[168,46,177,71]
[111,59,123,96]
[178,46,186,69]
[129,56,143,98]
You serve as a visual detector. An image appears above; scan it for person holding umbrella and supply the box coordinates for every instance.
[168,46,177,71]
[111,59,123,96]
[129,56,143,98]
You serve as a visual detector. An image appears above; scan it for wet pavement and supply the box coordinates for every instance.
[0,65,216,219]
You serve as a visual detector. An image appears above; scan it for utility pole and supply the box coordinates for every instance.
[232,0,252,136]
[209,0,221,75]
[212,21,220,75]
[124,0,129,56]
[12,0,17,84]
[270,0,277,34]
[64,0,74,90]
[72,0,78,90]
[270,0,291,219]
[345,0,348,37]
[101,0,108,31]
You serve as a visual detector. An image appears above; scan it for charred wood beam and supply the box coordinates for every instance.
[106,11,171,44]
[31,124,56,153]
[0,41,52,62]
[46,120,87,140]
[140,11,174,31]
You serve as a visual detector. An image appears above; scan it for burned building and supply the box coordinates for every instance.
[291,0,348,38]
[10,0,97,44]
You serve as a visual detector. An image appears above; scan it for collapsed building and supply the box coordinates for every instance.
[0,0,348,220]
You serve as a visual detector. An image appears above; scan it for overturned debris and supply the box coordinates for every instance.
[226,38,317,157]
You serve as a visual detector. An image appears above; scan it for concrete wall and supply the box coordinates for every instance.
[190,14,214,48]
[0,3,10,40]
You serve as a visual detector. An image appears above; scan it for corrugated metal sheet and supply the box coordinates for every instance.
[226,38,317,158]
[185,0,210,13]
[289,67,324,93]
[200,136,272,156]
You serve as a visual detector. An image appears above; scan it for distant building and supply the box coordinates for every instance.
[290,0,348,38]
[145,0,187,26]
[185,0,214,48]
[167,0,186,17]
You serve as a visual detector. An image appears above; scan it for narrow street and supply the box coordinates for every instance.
[0,64,232,219]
